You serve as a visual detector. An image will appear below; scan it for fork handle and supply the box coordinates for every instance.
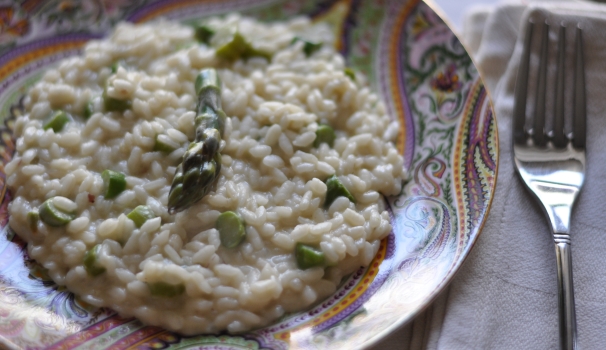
[554,238,578,350]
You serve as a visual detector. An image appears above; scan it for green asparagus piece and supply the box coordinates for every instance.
[83,244,106,277]
[291,37,323,57]
[110,60,126,74]
[148,281,185,297]
[102,170,126,199]
[215,31,271,62]
[27,211,39,231]
[153,134,177,153]
[215,31,247,60]
[43,110,69,133]
[195,107,226,138]
[216,211,246,248]
[83,100,94,119]
[314,125,336,148]
[106,61,136,121]
[168,68,226,214]
[193,23,215,44]
[195,69,221,94]
[39,197,76,227]
[127,205,155,228]
[344,68,356,81]
[195,69,222,112]
[103,88,131,112]
[295,243,325,269]
[244,46,272,61]
[324,175,356,209]
[168,153,221,213]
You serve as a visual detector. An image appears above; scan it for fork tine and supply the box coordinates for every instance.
[552,25,566,148]
[573,26,586,149]
[513,21,534,145]
[533,22,549,147]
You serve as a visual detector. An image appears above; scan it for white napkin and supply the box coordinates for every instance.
[370,1,606,349]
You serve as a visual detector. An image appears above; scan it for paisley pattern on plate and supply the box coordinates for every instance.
[0,0,497,349]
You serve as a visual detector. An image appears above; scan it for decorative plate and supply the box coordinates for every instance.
[0,0,497,349]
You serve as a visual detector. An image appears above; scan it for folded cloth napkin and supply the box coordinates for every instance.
[371,0,606,349]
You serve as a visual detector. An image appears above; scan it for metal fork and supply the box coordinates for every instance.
[513,20,585,350]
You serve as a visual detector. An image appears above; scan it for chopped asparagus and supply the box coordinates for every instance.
[193,24,215,44]
[39,197,76,227]
[215,32,271,61]
[295,243,325,269]
[324,175,356,208]
[83,244,106,277]
[153,134,177,153]
[344,68,356,81]
[244,46,272,61]
[314,125,336,148]
[83,100,94,119]
[27,211,39,231]
[303,41,322,56]
[148,281,185,297]
[110,60,126,74]
[102,170,126,199]
[215,31,247,60]
[127,205,156,228]
[291,37,323,57]
[103,88,131,112]
[43,110,69,133]
[216,211,246,248]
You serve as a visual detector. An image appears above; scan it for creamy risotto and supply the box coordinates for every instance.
[6,14,404,334]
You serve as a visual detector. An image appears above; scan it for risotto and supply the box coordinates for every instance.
[5,14,404,334]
